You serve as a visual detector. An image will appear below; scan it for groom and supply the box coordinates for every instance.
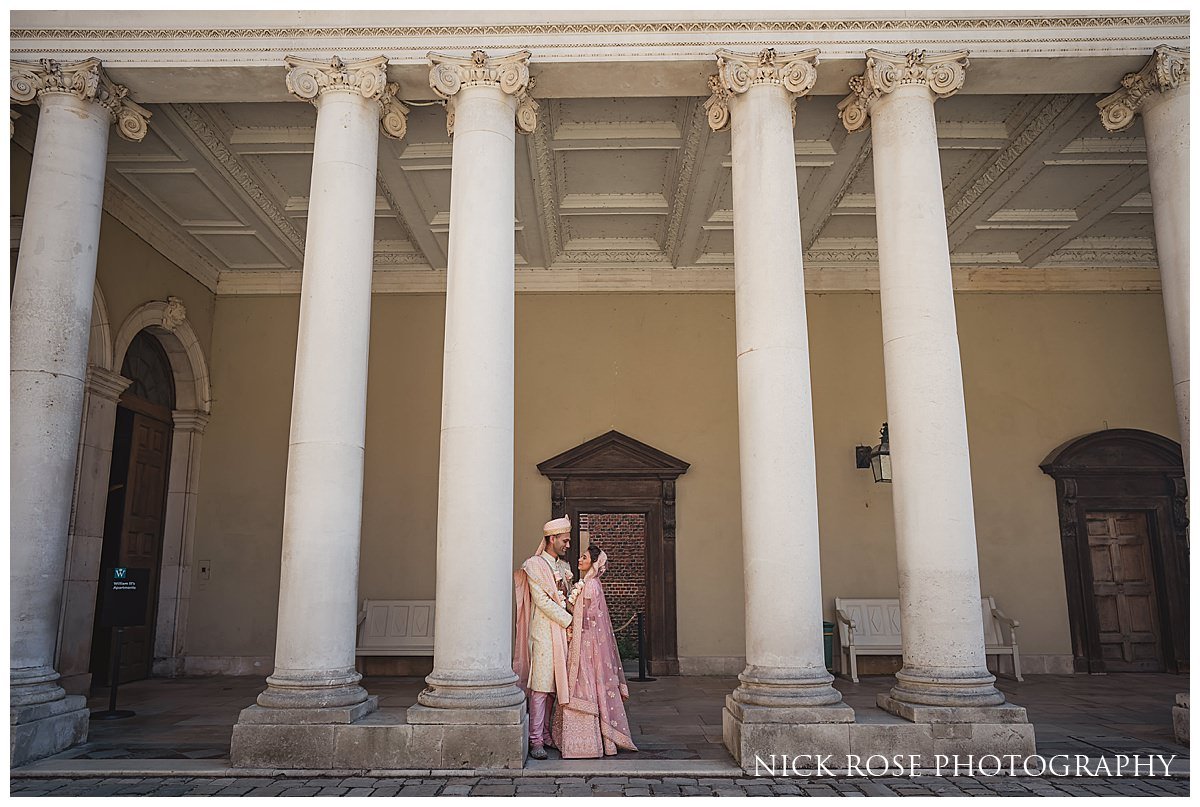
[513,516,575,760]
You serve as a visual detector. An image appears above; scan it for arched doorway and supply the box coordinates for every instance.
[89,330,176,685]
[1041,429,1189,674]
[538,431,689,676]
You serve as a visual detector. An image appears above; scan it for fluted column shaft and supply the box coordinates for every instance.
[10,59,150,712]
[419,51,534,710]
[842,51,1003,708]
[259,56,403,710]
[708,49,842,708]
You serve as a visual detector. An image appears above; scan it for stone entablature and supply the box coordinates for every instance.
[8,13,1189,102]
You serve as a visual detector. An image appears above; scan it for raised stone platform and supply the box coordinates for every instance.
[10,695,90,767]
[230,702,527,770]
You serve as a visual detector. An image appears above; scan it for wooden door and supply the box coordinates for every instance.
[1085,511,1165,672]
[92,407,171,686]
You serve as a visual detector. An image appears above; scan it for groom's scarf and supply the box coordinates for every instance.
[513,554,571,704]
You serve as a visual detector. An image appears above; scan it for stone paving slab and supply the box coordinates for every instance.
[9,773,1190,797]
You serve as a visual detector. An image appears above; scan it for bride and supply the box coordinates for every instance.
[551,545,638,758]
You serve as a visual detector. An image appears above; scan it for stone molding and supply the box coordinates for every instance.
[10,15,1190,40]
[171,409,210,434]
[428,50,536,135]
[706,48,819,132]
[284,55,408,140]
[1098,45,1190,132]
[10,57,150,141]
[838,49,970,133]
[85,366,132,403]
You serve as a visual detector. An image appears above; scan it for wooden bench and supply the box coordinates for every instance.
[355,599,435,656]
[834,596,1023,684]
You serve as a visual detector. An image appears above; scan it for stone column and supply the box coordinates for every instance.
[839,51,1014,715]
[9,58,150,765]
[231,56,407,757]
[1099,46,1190,475]
[707,48,852,768]
[416,50,537,718]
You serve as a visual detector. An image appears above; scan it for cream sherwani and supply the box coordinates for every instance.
[527,551,574,693]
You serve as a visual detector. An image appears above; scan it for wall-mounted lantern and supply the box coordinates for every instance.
[855,422,891,483]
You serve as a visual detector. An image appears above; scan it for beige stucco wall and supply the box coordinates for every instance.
[185,290,1178,671]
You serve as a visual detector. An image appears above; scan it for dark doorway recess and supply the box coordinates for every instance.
[1041,429,1188,674]
[538,430,689,676]
[91,330,175,686]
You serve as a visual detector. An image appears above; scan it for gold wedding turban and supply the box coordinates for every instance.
[543,516,571,537]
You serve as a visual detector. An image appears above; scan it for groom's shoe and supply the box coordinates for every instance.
[529,744,548,761]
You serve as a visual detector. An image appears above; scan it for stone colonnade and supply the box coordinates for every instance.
[10,43,1189,770]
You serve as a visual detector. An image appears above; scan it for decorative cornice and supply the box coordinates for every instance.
[284,55,408,139]
[10,57,150,141]
[428,50,536,135]
[706,48,819,132]
[172,103,306,253]
[1097,45,1190,132]
[9,17,1190,40]
[838,49,969,133]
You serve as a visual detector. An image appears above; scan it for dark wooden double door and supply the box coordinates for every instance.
[90,402,172,686]
[1084,511,1165,672]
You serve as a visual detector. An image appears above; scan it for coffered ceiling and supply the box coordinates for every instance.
[12,89,1159,294]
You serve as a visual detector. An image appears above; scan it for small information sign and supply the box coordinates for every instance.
[98,567,150,628]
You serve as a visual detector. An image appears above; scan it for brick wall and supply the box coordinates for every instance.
[579,513,646,636]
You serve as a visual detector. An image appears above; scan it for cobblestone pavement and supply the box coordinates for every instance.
[9,774,1190,797]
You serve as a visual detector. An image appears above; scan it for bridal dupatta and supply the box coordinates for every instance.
[552,551,637,757]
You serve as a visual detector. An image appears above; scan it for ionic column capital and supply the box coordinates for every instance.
[837,49,970,133]
[427,50,537,135]
[284,55,408,140]
[1098,45,1190,132]
[705,48,820,132]
[10,58,150,141]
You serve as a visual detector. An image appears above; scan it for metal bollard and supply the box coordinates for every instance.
[632,611,656,682]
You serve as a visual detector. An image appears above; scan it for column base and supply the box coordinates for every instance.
[877,693,1036,759]
[10,695,89,767]
[1173,693,1188,746]
[416,668,524,710]
[889,666,1006,707]
[723,694,855,770]
[230,700,527,770]
[730,665,845,708]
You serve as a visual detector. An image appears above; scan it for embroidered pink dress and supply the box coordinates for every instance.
[551,551,637,758]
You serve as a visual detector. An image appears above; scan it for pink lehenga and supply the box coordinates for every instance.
[551,551,638,758]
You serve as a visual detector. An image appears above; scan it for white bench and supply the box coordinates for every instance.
[355,599,435,656]
[834,596,1022,684]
